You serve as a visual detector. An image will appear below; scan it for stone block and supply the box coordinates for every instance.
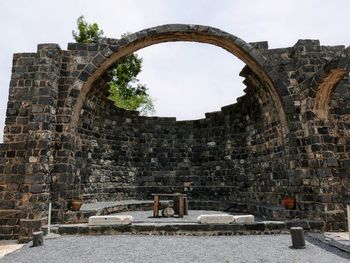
[88,215,133,226]
[233,215,255,223]
[197,214,234,224]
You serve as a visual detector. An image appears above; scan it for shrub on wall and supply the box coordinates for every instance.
[72,16,155,115]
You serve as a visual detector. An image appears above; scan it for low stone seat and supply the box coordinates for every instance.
[88,215,133,226]
[197,214,234,224]
[197,214,255,224]
[233,215,254,223]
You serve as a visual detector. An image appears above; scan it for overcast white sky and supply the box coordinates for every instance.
[1,0,350,142]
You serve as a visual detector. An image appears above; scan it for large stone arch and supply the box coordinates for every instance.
[69,24,289,132]
[307,54,350,120]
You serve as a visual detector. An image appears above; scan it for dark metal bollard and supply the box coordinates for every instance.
[32,231,44,247]
[290,227,305,249]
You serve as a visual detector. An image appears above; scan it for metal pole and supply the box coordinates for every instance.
[347,205,350,243]
[48,202,52,236]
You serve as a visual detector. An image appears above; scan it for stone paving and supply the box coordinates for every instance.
[0,240,23,259]
[308,232,350,253]
[325,232,350,249]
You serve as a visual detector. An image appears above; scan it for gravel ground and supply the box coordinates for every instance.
[1,235,349,263]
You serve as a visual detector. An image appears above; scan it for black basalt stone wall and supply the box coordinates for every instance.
[75,70,286,208]
[1,24,350,241]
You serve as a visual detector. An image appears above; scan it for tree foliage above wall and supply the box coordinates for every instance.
[72,16,155,115]
[72,16,104,44]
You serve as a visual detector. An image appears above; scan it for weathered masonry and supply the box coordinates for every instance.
[1,24,350,241]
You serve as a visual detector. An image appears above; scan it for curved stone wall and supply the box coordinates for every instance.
[0,25,350,241]
[75,70,285,208]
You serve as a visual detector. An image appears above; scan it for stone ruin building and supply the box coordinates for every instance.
[0,24,350,242]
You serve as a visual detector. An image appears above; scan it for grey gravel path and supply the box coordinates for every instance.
[1,235,349,263]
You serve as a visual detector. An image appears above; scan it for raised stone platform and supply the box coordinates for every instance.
[64,200,170,224]
[43,220,325,237]
[187,200,314,220]
[245,203,311,220]
[63,200,311,225]
[43,210,325,237]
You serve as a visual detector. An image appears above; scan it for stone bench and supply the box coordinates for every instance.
[197,214,254,224]
[88,215,133,226]
[233,215,254,223]
[197,214,234,224]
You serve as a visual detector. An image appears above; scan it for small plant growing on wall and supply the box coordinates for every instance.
[72,16,155,115]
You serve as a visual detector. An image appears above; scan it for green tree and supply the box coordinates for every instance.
[108,53,155,115]
[72,16,154,115]
[72,16,104,43]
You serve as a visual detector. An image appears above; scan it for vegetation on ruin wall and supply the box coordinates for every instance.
[72,16,155,115]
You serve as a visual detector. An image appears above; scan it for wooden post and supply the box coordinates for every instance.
[153,194,159,217]
[178,195,184,218]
